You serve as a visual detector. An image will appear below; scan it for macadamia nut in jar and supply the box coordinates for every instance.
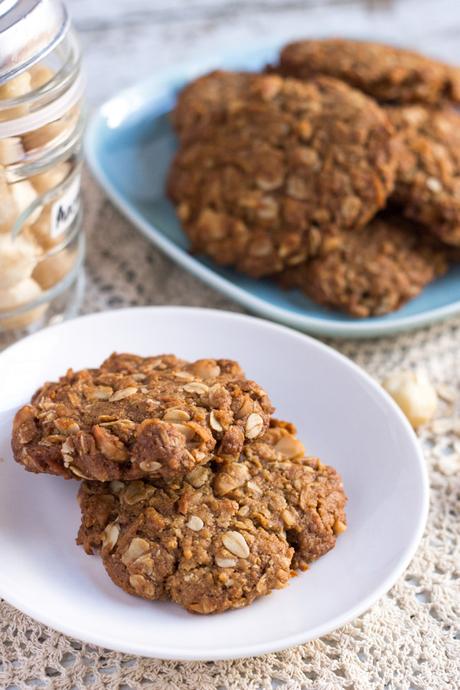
[0,0,85,341]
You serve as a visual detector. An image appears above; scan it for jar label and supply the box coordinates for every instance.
[50,174,81,238]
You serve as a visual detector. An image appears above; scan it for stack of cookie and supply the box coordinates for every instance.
[11,352,347,613]
[167,39,460,317]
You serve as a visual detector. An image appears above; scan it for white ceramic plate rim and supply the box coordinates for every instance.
[0,308,429,660]
[84,45,460,339]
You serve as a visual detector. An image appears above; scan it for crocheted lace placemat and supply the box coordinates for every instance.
[1,177,459,689]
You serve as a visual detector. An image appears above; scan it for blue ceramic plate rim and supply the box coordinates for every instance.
[85,42,460,339]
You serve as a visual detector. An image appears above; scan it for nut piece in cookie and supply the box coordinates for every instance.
[388,105,460,246]
[11,353,273,482]
[168,74,398,277]
[278,38,460,105]
[77,423,347,613]
[279,214,448,317]
[171,70,256,141]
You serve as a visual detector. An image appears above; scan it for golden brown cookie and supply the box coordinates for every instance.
[168,74,398,277]
[171,70,256,140]
[280,214,448,317]
[77,422,347,614]
[11,353,273,482]
[278,38,460,105]
[387,105,460,246]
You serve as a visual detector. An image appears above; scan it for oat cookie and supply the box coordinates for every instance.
[278,39,460,105]
[280,214,448,317]
[77,422,347,614]
[12,353,273,482]
[387,105,460,246]
[171,70,255,140]
[168,74,397,277]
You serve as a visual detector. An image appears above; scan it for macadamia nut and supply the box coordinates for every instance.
[0,72,31,100]
[10,180,42,225]
[0,233,40,288]
[33,248,75,290]
[31,161,70,194]
[0,172,18,232]
[0,137,24,165]
[0,278,45,329]
[29,65,54,90]
[29,206,54,248]
[22,117,71,151]
[383,369,438,428]
[0,72,31,121]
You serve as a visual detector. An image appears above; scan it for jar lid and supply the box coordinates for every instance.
[0,0,69,84]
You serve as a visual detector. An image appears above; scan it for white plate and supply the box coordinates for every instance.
[0,307,428,660]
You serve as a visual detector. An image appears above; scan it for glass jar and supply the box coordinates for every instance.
[0,0,85,343]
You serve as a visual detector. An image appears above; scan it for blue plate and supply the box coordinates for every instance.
[85,44,460,339]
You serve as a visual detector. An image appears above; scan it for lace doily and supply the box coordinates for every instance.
[1,176,459,690]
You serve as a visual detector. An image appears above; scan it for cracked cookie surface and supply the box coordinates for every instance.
[280,214,448,317]
[11,353,273,482]
[278,38,460,105]
[167,74,397,277]
[387,105,460,246]
[77,422,347,614]
[171,70,256,140]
